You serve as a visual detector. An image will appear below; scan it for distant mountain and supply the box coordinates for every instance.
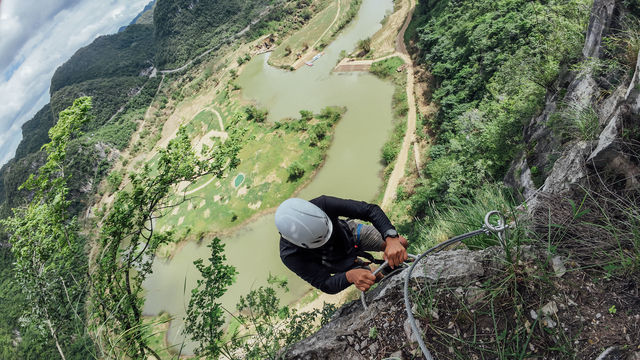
[50,24,155,93]
[118,0,156,33]
[153,0,272,68]
[0,23,157,217]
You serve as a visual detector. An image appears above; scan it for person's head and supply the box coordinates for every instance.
[275,198,333,249]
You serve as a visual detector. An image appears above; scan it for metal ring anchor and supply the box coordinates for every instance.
[483,210,508,249]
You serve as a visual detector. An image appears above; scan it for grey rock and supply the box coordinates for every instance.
[582,0,616,59]
[551,256,567,277]
[598,82,628,125]
[542,141,592,195]
[625,50,640,115]
[580,51,640,191]
[566,74,599,107]
[542,316,557,328]
[284,247,521,359]
[369,342,378,355]
[504,156,538,201]
[541,301,558,317]
[372,249,487,302]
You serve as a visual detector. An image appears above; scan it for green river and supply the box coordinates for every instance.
[143,0,395,353]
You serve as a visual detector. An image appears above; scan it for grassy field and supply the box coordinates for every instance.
[152,97,342,244]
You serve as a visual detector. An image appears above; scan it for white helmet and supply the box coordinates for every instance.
[275,198,333,249]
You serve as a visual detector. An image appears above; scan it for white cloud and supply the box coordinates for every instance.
[0,0,150,166]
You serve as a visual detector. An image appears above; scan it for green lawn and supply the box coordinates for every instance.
[192,109,223,131]
[154,103,341,240]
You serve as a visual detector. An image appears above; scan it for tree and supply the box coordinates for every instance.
[1,97,94,360]
[184,238,236,358]
[225,276,336,360]
[299,110,313,121]
[286,162,305,181]
[90,125,243,358]
[244,105,268,122]
[358,37,371,55]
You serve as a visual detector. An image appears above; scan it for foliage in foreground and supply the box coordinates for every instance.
[1,97,95,360]
[90,124,243,358]
[186,269,336,360]
[184,238,237,357]
[228,276,336,360]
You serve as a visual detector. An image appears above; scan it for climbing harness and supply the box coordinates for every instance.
[360,211,509,360]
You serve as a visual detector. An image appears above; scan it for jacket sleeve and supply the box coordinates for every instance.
[281,250,350,294]
[312,195,395,237]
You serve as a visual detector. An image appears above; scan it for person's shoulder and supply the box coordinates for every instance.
[309,195,329,209]
[310,194,345,207]
[279,237,298,257]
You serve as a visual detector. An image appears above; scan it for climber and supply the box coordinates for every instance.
[275,195,408,294]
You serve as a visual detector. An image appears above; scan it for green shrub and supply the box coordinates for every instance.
[370,57,404,79]
[381,142,399,165]
[405,0,591,218]
[107,170,123,192]
[287,162,305,181]
[244,105,268,122]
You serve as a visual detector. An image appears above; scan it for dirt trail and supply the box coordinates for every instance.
[312,0,342,50]
[380,0,416,211]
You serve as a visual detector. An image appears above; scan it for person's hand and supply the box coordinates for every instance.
[384,235,408,269]
[346,268,376,292]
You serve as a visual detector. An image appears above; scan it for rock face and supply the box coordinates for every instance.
[505,0,640,210]
[582,0,616,59]
[284,247,505,360]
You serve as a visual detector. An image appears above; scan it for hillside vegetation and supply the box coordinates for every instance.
[404,0,590,219]
[154,0,318,68]
[50,24,156,93]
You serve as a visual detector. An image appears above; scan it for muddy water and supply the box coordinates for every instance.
[143,0,395,353]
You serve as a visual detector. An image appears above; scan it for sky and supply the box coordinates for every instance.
[0,0,150,166]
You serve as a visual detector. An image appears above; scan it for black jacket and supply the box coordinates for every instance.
[279,195,395,294]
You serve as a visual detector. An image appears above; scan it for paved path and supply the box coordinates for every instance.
[334,58,373,72]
